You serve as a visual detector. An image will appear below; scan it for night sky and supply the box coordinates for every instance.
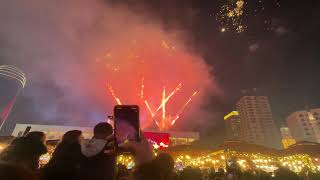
[107,0,320,143]
[1,0,320,143]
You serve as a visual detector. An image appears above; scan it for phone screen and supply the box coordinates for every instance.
[114,105,140,145]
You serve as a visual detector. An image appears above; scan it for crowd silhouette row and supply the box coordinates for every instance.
[0,122,320,180]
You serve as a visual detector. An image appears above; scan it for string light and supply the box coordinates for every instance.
[1,142,319,173]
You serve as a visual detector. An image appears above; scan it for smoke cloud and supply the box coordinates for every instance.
[0,0,220,130]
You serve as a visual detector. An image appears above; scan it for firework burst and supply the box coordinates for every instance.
[94,26,217,131]
[107,80,198,131]
[214,0,281,33]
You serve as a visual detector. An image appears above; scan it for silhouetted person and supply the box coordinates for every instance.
[154,153,178,180]
[0,131,47,171]
[133,160,160,180]
[80,122,116,180]
[116,164,130,180]
[274,166,299,180]
[225,159,242,180]
[118,132,155,180]
[41,130,86,180]
[0,162,38,180]
[241,170,256,180]
[133,153,178,180]
[180,166,202,180]
[213,167,225,180]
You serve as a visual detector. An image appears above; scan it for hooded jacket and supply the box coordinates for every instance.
[80,138,116,180]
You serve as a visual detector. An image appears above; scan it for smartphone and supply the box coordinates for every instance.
[114,105,140,146]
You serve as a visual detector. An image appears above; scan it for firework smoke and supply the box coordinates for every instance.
[0,0,220,130]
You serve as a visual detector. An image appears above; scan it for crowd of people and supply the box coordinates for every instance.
[0,122,320,180]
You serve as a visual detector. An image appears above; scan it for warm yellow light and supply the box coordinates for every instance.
[224,111,239,120]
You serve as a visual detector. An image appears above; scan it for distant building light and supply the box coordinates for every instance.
[224,111,239,120]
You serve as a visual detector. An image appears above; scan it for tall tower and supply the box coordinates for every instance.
[0,65,26,132]
[236,95,280,149]
[224,111,241,140]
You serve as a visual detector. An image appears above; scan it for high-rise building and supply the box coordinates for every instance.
[236,96,280,149]
[309,108,320,142]
[280,127,296,149]
[224,111,241,140]
[286,109,320,143]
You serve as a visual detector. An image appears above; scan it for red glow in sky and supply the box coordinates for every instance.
[94,28,218,130]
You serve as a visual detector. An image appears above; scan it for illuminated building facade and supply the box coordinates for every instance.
[12,124,93,140]
[309,108,320,142]
[287,108,320,143]
[236,96,280,149]
[168,131,200,146]
[280,127,296,149]
[224,111,241,140]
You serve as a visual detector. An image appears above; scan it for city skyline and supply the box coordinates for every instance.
[224,105,320,149]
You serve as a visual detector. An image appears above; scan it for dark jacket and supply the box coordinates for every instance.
[80,138,116,180]
[41,142,86,180]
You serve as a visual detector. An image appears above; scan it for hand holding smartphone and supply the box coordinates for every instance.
[114,105,140,148]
